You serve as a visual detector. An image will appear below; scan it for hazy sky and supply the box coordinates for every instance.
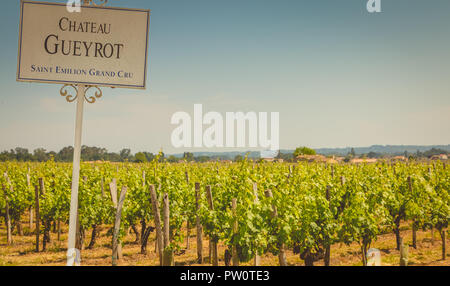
[1,0,449,154]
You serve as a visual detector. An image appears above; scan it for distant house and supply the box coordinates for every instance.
[335,157,345,163]
[325,155,341,164]
[326,158,339,164]
[391,156,408,162]
[430,154,448,160]
[296,155,327,163]
[350,158,377,164]
[262,157,284,163]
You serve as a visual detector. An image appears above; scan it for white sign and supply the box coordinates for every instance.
[17,1,150,89]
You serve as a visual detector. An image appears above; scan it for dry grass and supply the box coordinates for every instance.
[0,221,448,266]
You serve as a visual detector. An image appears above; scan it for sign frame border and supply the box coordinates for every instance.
[16,0,151,90]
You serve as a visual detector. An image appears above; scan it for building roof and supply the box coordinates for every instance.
[350,158,378,164]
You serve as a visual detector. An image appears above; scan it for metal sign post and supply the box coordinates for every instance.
[62,83,102,266]
[67,85,84,266]
[65,1,107,266]
[67,84,85,266]
[65,84,85,266]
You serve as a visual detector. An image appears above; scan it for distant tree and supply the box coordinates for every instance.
[15,147,32,161]
[120,148,131,161]
[293,147,316,157]
[209,156,221,162]
[234,155,244,162]
[0,150,15,161]
[275,150,282,159]
[350,148,356,157]
[183,152,194,162]
[81,146,107,161]
[105,152,121,162]
[143,152,155,162]
[196,156,210,163]
[158,152,165,162]
[0,146,168,162]
[57,146,74,162]
[167,155,178,163]
[423,148,447,157]
[47,151,57,161]
[276,152,294,162]
[408,154,417,160]
[33,148,49,162]
[135,152,147,163]
[367,152,380,158]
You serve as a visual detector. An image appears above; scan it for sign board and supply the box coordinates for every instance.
[17,1,150,89]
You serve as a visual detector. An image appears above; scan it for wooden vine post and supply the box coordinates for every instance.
[162,193,174,266]
[101,177,105,198]
[27,172,33,232]
[55,174,60,241]
[195,182,203,264]
[185,171,190,250]
[38,177,45,195]
[427,167,436,243]
[142,170,146,187]
[150,185,164,265]
[429,165,433,241]
[264,189,287,266]
[253,183,261,266]
[2,182,12,245]
[39,178,51,251]
[324,166,335,265]
[139,171,155,255]
[399,237,409,266]
[324,185,331,266]
[205,185,218,266]
[75,215,84,251]
[231,198,239,266]
[154,184,162,254]
[112,186,127,266]
[34,185,40,252]
[441,229,446,261]
[75,177,84,252]
[407,176,417,249]
[57,220,61,241]
[109,179,122,259]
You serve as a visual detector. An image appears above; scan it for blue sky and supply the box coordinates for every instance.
[1,0,449,154]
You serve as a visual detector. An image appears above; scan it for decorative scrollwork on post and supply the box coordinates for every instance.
[60,0,106,104]
[60,84,103,104]
[82,0,108,6]
[60,84,79,103]
[84,86,103,103]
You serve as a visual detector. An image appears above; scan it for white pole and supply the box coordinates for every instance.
[66,84,85,266]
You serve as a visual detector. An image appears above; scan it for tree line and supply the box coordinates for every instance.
[0,147,239,163]
[0,146,155,163]
[1,146,446,163]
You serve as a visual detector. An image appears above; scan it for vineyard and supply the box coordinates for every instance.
[0,157,449,266]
